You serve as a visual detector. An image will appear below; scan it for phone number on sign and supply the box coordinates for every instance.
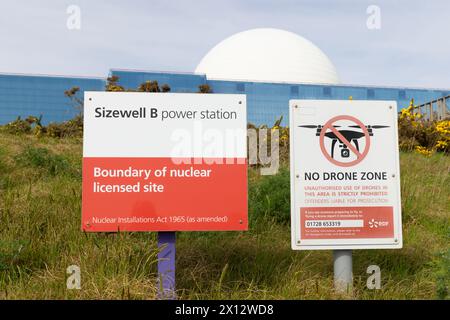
[304,220,364,228]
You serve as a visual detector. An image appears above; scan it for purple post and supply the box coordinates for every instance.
[157,232,176,299]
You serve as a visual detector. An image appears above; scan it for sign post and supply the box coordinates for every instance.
[82,92,248,299]
[157,232,176,299]
[333,250,352,293]
[289,100,403,293]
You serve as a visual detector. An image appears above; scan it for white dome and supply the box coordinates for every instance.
[195,28,339,84]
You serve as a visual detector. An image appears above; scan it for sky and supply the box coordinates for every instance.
[0,0,449,89]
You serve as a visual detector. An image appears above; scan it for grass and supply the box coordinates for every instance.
[0,132,448,299]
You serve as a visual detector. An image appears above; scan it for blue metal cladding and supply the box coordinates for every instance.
[206,79,445,126]
[0,74,105,124]
[0,69,447,126]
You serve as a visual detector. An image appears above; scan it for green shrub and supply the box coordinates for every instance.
[398,101,450,154]
[198,84,213,93]
[249,167,291,224]
[2,117,32,135]
[15,146,72,176]
[433,249,450,299]
[45,115,83,138]
[0,114,83,138]
[0,240,28,272]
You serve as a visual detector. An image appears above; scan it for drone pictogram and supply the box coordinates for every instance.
[299,115,390,167]
[299,124,389,159]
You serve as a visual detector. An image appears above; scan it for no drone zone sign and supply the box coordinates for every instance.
[82,92,247,232]
[289,100,402,250]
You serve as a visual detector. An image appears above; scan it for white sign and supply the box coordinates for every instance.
[289,100,402,250]
[82,92,248,232]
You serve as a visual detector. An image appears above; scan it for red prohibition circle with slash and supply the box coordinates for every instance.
[319,115,371,167]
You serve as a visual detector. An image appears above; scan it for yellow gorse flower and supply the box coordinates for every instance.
[399,101,423,125]
[415,146,433,157]
[435,120,450,135]
[436,140,448,150]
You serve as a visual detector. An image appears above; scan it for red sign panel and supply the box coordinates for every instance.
[300,206,394,239]
[82,157,247,231]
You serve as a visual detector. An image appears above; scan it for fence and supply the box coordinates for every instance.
[405,95,450,121]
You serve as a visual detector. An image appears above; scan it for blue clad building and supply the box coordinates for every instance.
[0,29,448,126]
[0,70,448,126]
[112,69,449,126]
[0,73,104,125]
